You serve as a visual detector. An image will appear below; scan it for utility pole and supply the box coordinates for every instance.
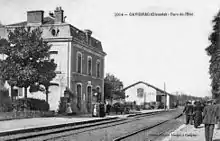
[144,92,146,109]
[164,82,166,110]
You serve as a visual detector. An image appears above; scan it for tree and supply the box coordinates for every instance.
[175,92,204,106]
[205,10,220,101]
[0,27,57,99]
[30,59,58,102]
[104,73,124,100]
[0,76,6,91]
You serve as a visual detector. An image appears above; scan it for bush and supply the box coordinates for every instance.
[135,105,140,111]
[0,89,13,112]
[113,102,124,113]
[13,98,49,111]
[156,102,164,109]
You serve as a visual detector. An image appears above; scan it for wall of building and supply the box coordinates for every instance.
[26,41,70,111]
[41,24,71,39]
[71,41,104,113]
[28,24,71,111]
[0,27,7,38]
[125,83,157,105]
[0,25,71,111]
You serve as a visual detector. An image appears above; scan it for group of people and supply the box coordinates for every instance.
[183,100,204,127]
[183,99,220,141]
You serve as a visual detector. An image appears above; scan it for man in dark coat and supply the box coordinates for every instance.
[203,100,218,141]
[216,102,220,129]
[183,101,194,125]
[193,100,203,128]
[106,103,111,115]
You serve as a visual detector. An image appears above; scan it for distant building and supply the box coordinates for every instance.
[125,83,157,105]
[0,7,106,113]
[124,81,177,109]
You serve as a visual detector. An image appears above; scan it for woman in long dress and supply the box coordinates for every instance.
[193,101,203,128]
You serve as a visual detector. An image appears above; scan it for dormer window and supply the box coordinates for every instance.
[51,29,56,36]
[50,28,59,36]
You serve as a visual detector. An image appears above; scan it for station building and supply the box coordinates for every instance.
[0,7,106,113]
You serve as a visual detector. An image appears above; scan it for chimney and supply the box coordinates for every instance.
[27,10,44,25]
[84,29,92,44]
[54,7,64,23]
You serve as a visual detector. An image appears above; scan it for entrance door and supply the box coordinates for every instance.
[87,86,92,113]
[76,84,82,110]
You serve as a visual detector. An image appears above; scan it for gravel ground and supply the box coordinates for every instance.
[116,113,183,141]
[0,109,182,141]
[39,109,182,141]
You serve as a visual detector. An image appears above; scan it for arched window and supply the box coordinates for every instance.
[96,60,101,78]
[76,83,82,109]
[76,52,82,73]
[87,56,92,75]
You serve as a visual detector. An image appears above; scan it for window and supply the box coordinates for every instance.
[18,88,23,96]
[76,52,82,73]
[87,56,92,76]
[96,86,100,93]
[96,60,101,78]
[49,51,60,74]
[11,89,18,97]
[76,83,82,109]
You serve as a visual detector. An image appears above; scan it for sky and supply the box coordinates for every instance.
[0,0,220,97]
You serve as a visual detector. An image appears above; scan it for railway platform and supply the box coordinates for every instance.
[0,109,164,136]
[163,124,220,141]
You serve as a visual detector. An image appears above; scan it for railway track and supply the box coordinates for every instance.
[0,110,169,141]
[113,113,183,141]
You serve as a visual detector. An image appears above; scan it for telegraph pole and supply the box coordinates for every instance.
[144,92,146,109]
[164,82,166,110]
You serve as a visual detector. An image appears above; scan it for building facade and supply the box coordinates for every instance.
[125,83,157,105]
[0,7,106,113]
[124,81,177,109]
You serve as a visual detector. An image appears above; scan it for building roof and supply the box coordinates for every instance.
[70,25,103,51]
[122,81,174,96]
[5,15,105,54]
[7,17,55,26]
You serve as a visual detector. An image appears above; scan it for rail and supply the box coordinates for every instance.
[113,113,183,141]
[1,110,169,141]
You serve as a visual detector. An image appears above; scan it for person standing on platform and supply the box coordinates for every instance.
[193,100,203,128]
[66,103,73,116]
[203,99,218,141]
[183,101,194,125]
[215,101,220,129]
